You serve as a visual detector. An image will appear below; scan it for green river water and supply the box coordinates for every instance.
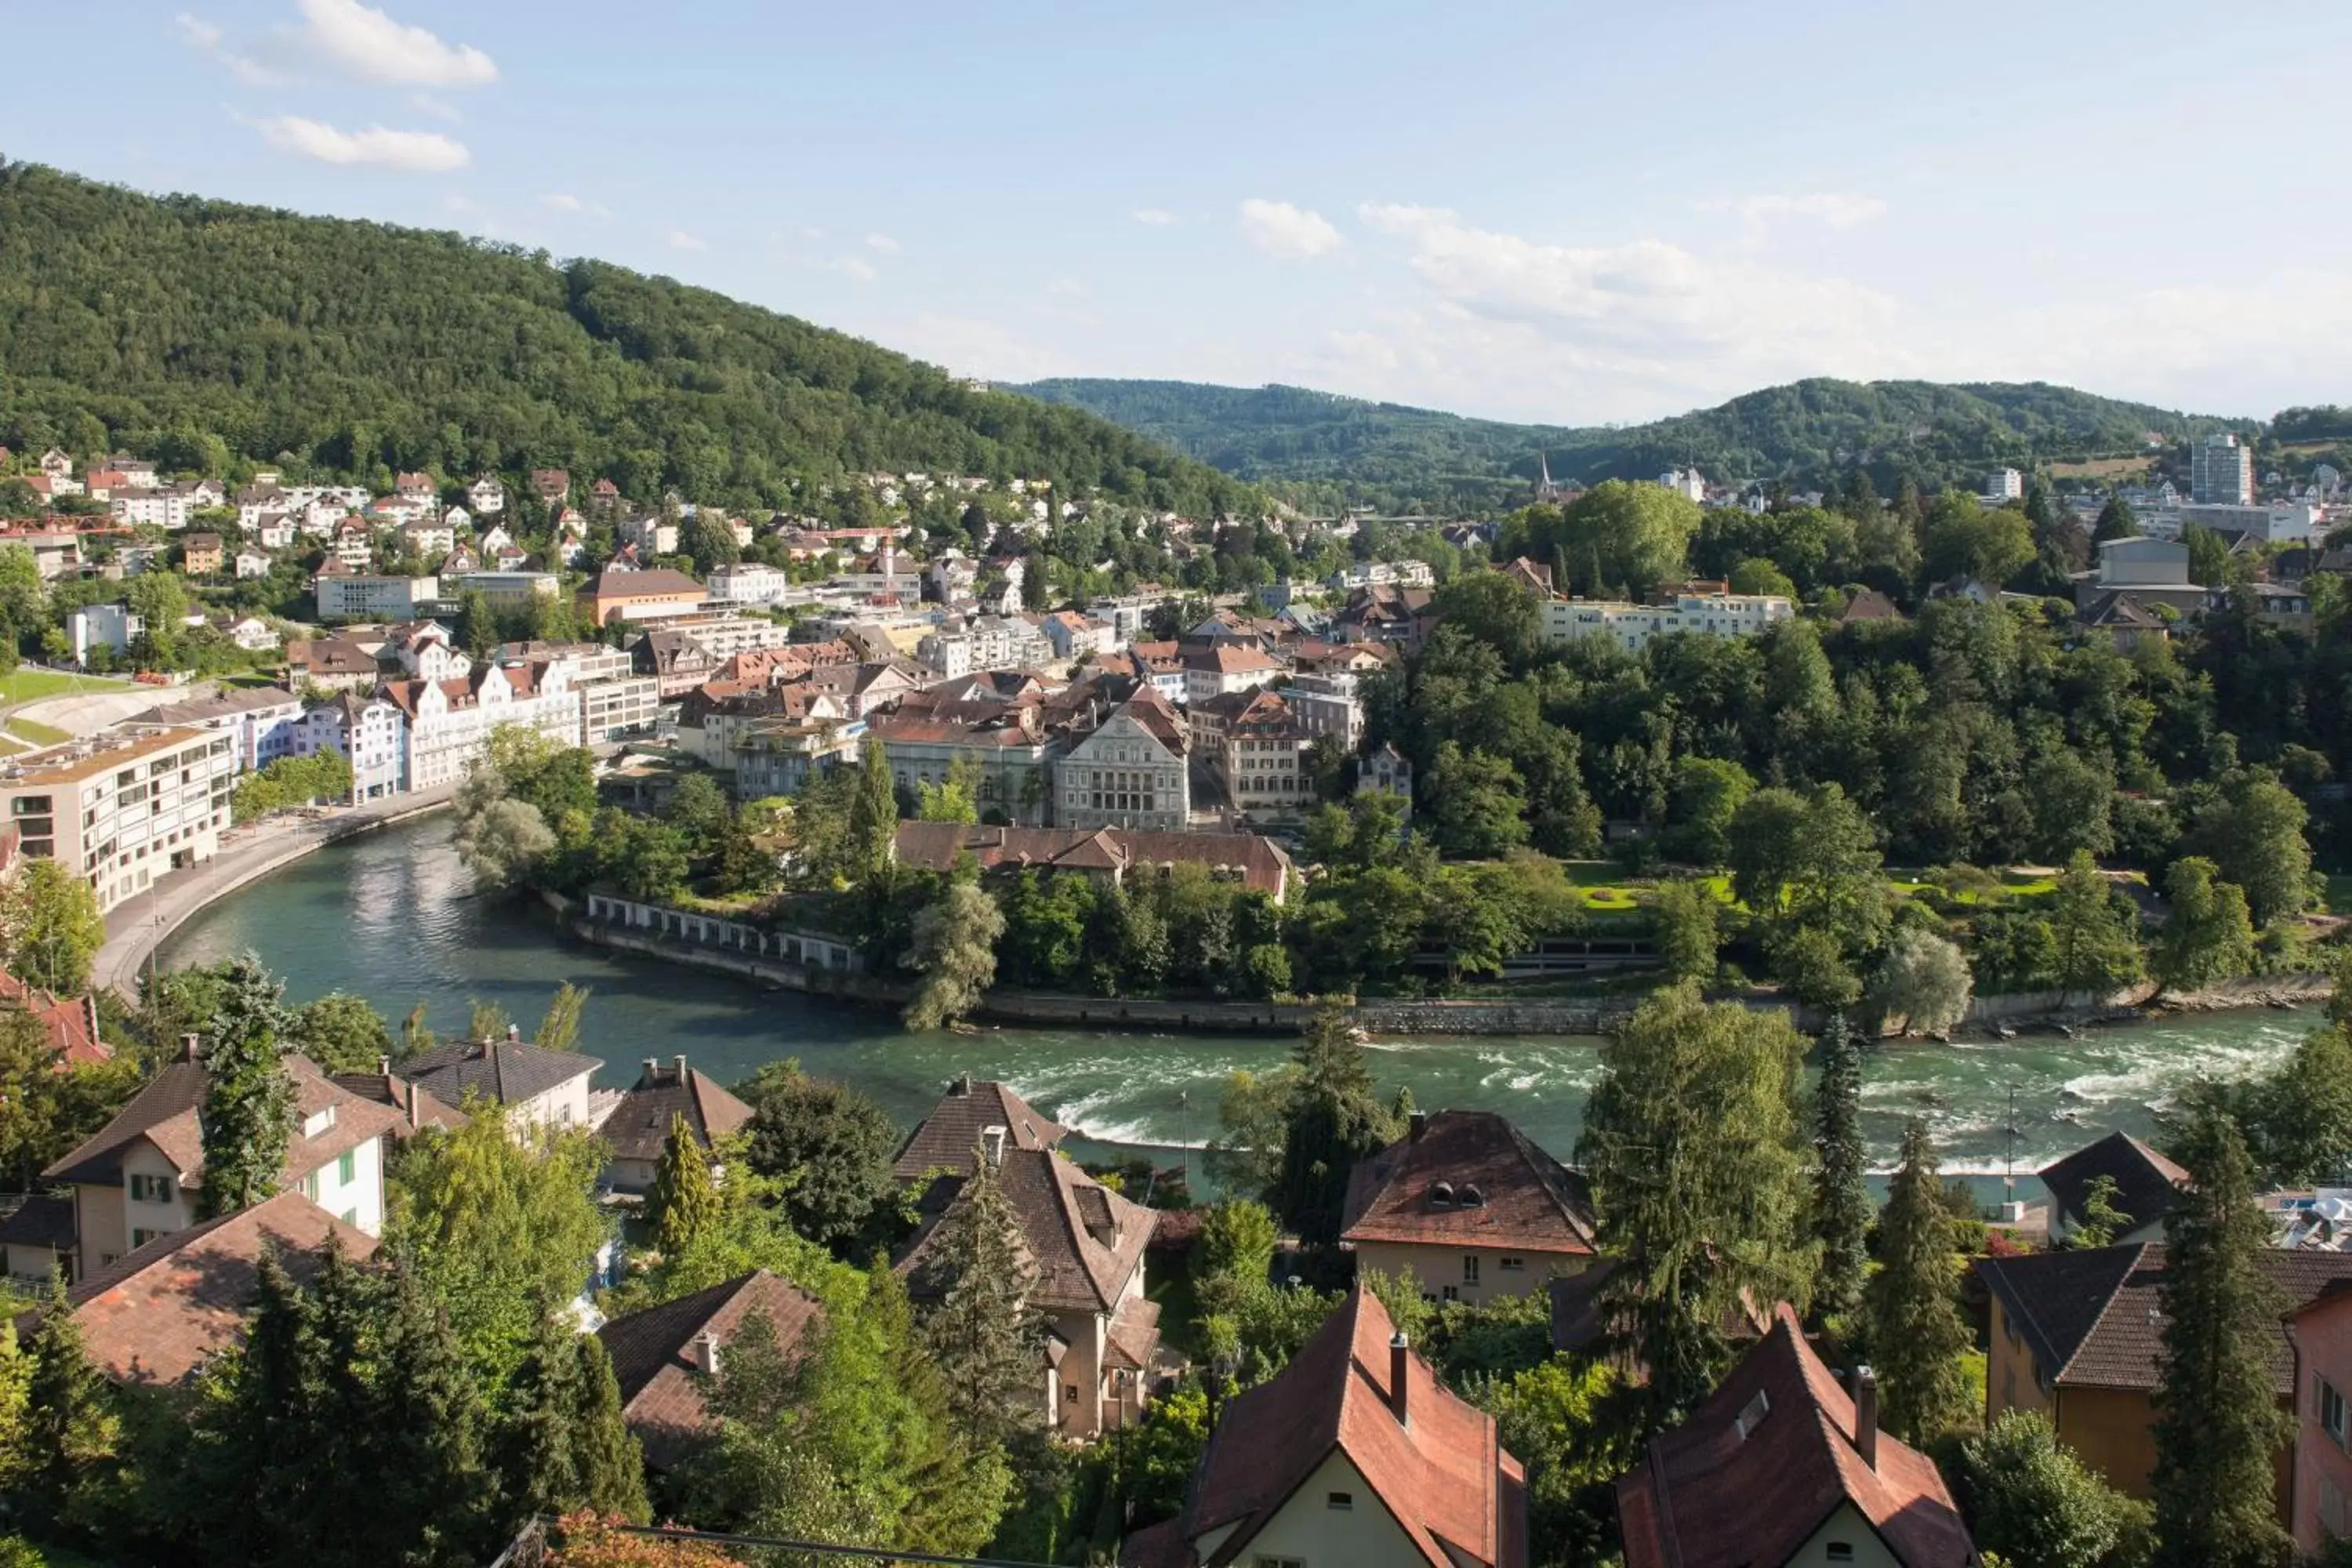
[158,817,2318,1196]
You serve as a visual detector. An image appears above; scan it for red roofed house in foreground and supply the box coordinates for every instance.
[1340,1109,1597,1307]
[596,1268,824,1469]
[1615,1304,1974,1568]
[1122,1283,1525,1568]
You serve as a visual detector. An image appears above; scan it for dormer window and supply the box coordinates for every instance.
[303,1105,336,1138]
[1428,1181,1454,1209]
[1733,1388,1771,1441]
[1459,1185,1486,1208]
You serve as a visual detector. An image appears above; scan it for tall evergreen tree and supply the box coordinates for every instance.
[2151,1106,2294,1568]
[650,1114,720,1258]
[500,1305,588,1524]
[1810,1014,1870,1325]
[570,1332,652,1523]
[1577,982,1813,1428]
[368,1258,492,1565]
[1269,1010,1399,1245]
[197,955,298,1219]
[19,1279,120,1537]
[918,1145,1042,1446]
[846,733,898,884]
[2092,493,2138,543]
[1864,1119,1973,1445]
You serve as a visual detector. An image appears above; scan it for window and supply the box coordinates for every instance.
[1826,1548,1854,1564]
[1500,1256,1525,1272]
[1463,1255,1480,1285]
[132,1228,167,1248]
[1253,1559,1305,1568]
[338,1149,357,1185]
[1065,1385,1080,1403]
[1326,1490,1353,1510]
[129,1174,173,1203]
[2324,1376,2350,1449]
[1442,1285,1458,1301]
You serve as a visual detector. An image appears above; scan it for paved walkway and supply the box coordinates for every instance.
[90,782,461,996]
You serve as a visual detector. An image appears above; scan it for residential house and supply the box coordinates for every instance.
[0,1195,78,1286]
[1976,1243,2352,1510]
[894,821,1295,899]
[1541,590,1794,652]
[1181,642,1285,706]
[1284,670,1365,751]
[1615,1305,1974,1568]
[892,1074,1068,1181]
[36,1044,401,1278]
[597,1054,754,1194]
[214,613,281,652]
[2287,1281,2352,1552]
[1041,609,1119,660]
[1339,1110,1598,1305]
[2038,1131,2187,1245]
[108,488,193,531]
[1838,587,1905,625]
[0,727,237,913]
[531,468,572,505]
[393,470,437,504]
[2078,591,2168,652]
[466,476,506,515]
[147,685,307,772]
[38,448,71,482]
[14,1192,379,1385]
[332,520,376,571]
[1498,556,1554,596]
[590,477,623,514]
[291,691,408,800]
[865,707,1060,825]
[379,654,585,789]
[1120,1283,1525,1568]
[1056,692,1189,833]
[707,561,794,606]
[618,514,679,557]
[181,533,224,575]
[0,970,112,1069]
[285,633,383,694]
[403,515,457,561]
[636,628,725,699]
[597,1270,825,1468]
[898,1142,1160,1439]
[394,1032,603,1131]
[67,601,141,666]
[1217,688,1312,813]
[579,567,706,626]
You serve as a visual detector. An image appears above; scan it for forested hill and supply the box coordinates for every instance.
[0,162,1255,514]
[1015,376,2241,513]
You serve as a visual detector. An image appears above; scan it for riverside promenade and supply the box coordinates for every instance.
[89,782,461,996]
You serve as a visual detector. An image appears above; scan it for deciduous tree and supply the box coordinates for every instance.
[902,880,1004,1029]
[2153,855,2256,994]
[736,1062,902,1253]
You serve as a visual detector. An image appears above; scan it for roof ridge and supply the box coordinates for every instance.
[2050,1242,2151,1385]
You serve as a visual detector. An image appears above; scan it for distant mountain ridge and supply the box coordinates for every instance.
[1014,376,2247,512]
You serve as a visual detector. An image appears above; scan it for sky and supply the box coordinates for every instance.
[3,0,2347,427]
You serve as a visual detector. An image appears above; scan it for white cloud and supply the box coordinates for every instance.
[1131,207,1178,227]
[541,193,612,217]
[833,256,877,281]
[1239,198,1343,260]
[407,92,462,122]
[253,114,470,172]
[295,0,495,87]
[173,12,279,83]
[865,233,902,255]
[1700,191,1888,233]
[668,230,708,252]
[1047,277,1087,299]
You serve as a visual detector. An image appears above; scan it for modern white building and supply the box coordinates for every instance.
[292,691,409,800]
[67,603,141,666]
[451,571,561,608]
[1984,467,2025,502]
[1283,670,1365,751]
[147,686,307,772]
[108,488,194,531]
[2191,432,2255,506]
[1541,590,1794,652]
[1660,467,1708,503]
[315,572,439,623]
[707,562,794,606]
[0,727,237,913]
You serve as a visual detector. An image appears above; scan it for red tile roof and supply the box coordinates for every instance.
[1130,1283,1523,1568]
[599,1059,754,1165]
[34,1192,379,1385]
[1615,1305,1973,1568]
[892,1076,1067,1180]
[0,973,111,1068]
[596,1269,822,1468]
[1341,1110,1596,1258]
[892,822,1294,897]
[898,1148,1156,1316]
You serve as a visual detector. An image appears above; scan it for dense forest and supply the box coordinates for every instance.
[1017,376,2243,512]
[0,162,1257,515]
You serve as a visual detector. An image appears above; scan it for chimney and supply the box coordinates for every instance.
[642,1057,658,1082]
[405,1082,422,1131]
[377,1054,390,1077]
[692,1330,720,1377]
[181,1033,201,1062]
[1388,1332,1410,1428]
[1408,1110,1428,1143]
[673,1054,688,1083]
[949,1073,972,1098]
[981,1127,1007,1167]
[506,1023,521,1043]
[1853,1366,1880,1471]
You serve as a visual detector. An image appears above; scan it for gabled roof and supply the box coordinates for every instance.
[30,1192,378,1385]
[898,1148,1154,1315]
[326,1070,465,1133]
[394,1036,602,1108]
[1980,1243,2352,1394]
[2079,590,2165,630]
[1134,1284,1523,1568]
[580,567,703,598]
[0,972,111,1067]
[0,1192,75,1253]
[1615,1305,1973,1568]
[892,1076,1066,1179]
[597,1269,823,1468]
[600,1058,755,1164]
[43,1053,403,1190]
[2039,1131,2187,1233]
[1341,1110,1596,1258]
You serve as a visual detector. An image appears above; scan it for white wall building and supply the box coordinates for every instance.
[2191,432,2255,505]
[1055,704,1189,833]
[67,603,141,666]
[0,728,237,913]
[1984,467,2025,502]
[292,692,408,800]
[1659,467,1708,503]
[315,572,439,623]
[1542,590,1794,652]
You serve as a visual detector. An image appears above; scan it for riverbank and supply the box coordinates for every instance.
[89,784,461,996]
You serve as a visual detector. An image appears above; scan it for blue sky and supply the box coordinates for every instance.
[4,0,2346,425]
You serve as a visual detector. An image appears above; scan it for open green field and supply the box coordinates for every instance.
[1561,860,2079,916]
[8,717,70,746]
[0,667,122,704]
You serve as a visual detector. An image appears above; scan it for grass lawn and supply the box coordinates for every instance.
[0,667,122,704]
[9,717,71,746]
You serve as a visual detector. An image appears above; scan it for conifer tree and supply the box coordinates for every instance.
[919,1144,1043,1445]
[20,1279,120,1534]
[1864,1119,1974,1445]
[846,734,898,883]
[1810,1013,1870,1324]
[501,1305,588,1524]
[2151,1106,2293,1568]
[369,1257,492,1565]
[570,1332,652,1523]
[1271,1009,1399,1245]
[197,954,298,1219]
[651,1114,720,1258]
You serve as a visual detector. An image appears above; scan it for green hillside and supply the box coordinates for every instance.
[0,162,1254,515]
[1016,376,2245,512]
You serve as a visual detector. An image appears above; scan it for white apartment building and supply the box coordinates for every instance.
[403,518,457,560]
[315,572,439,623]
[1541,590,1794,652]
[2191,432,2255,505]
[0,728,237,913]
[1327,560,1437,593]
[67,603,141,666]
[466,477,506,515]
[1659,467,1708,503]
[380,632,586,789]
[918,615,1051,678]
[1283,670,1364,751]
[583,676,662,742]
[1182,643,1286,706]
[708,562,794,605]
[655,612,795,659]
[1983,467,2025,502]
[291,692,408,800]
[108,489,194,530]
[1056,704,1189,833]
[618,515,680,557]
[147,686,307,772]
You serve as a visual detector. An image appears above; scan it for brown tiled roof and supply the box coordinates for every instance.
[1547,1261,1770,1372]
[286,636,379,676]
[1181,643,1285,675]
[1976,1243,2352,1394]
[33,1192,378,1385]
[2039,1131,2188,1234]
[596,1269,822,1468]
[1138,1284,1523,1568]
[394,1036,602,1107]
[1341,1111,1596,1258]
[0,973,111,1067]
[0,1192,75,1252]
[893,1076,1067,1179]
[892,822,1294,897]
[326,1071,466,1133]
[1838,586,1904,622]
[42,1058,209,1184]
[580,567,704,598]
[1615,1305,1973,1568]
[898,1149,1154,1315]
[600,1059,755,1164]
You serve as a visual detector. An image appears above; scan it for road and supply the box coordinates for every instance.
[89,782,462,996]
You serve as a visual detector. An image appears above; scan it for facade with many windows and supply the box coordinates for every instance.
[0,728,236,913]
[1055,703,1189,833]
